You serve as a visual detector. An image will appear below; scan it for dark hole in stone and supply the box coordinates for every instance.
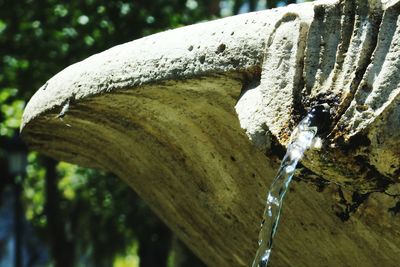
[347,133,371,149]
[269,135,285,159]
[230,155,236,162]
[216,43,226,53]
[349,192,370,213]
[199,55,206,64]
[351,192,369,203]
[308,104,331,134]
[230,58,240,67]
[224,213,232,220]
[292,176,301,182]
[335,211,350,222]
[357,156,394,190]
[389,202,400,214]
[360,83,373,92]
[42,83,48,90]
[315,177,329,192]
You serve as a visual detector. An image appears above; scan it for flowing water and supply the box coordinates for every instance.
[252,105,330,267]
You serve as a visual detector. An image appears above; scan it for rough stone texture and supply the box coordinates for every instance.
[21,0,400,266]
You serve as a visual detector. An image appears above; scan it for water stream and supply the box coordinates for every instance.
[252,104,330,267]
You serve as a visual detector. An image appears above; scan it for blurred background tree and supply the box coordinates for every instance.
[0,1,311,266]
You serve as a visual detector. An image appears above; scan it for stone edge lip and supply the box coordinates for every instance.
[20,1,320,133]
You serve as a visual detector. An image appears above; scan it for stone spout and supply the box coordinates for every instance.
[21,0,400,266]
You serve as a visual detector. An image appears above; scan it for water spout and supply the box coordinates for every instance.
[252,104,330,267]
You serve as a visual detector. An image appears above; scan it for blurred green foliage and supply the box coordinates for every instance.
[0,1,307,266]
[23,158,143,266]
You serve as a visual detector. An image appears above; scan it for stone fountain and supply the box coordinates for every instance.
[21,1,400,266]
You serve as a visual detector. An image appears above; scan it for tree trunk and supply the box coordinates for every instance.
[233,0,245,14]
[267,0,277,8]
[43,157,75,267]
[14,183,22,267]
[249,0,257,11]
[169,236,205,267]
[206,0,220,16]
[137,222,171,267]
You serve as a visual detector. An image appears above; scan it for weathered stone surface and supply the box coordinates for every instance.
[21,0,400,266]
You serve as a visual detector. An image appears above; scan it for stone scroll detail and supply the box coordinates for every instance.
[236,0,400,192]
